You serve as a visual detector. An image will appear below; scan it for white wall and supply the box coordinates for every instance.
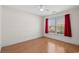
[44,6,79,45]
[2,6,43,47]
[0,6,2,51]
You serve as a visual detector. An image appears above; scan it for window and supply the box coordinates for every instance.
[48,17,56,33]
[48,16,64,34]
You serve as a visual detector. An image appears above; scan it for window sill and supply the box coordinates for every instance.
[47,32,64,36]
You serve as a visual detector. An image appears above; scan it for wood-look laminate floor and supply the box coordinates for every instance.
[1,37,79,53]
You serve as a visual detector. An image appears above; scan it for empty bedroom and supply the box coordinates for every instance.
[0,5,79,53]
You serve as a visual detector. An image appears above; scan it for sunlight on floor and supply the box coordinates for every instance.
[48,42,65,53]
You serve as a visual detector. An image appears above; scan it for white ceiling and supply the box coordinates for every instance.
[6,5,78,16]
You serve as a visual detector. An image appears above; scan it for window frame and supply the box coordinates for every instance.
[48,16,64,35]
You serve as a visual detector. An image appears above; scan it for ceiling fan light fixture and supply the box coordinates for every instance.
[40,8,44,11]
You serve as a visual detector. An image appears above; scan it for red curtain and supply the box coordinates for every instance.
[64,14,72,37]
[45,18,48,33]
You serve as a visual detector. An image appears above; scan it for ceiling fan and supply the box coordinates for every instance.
[39,5,49,12]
